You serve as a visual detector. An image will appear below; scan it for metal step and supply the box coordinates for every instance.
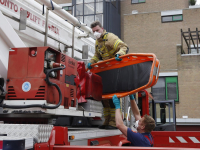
[68,127,122,141]
[3,100,102,117]
[0,124,53,143]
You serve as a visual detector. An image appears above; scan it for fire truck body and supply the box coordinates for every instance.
[6,47,77,109]
[1,0,200,150]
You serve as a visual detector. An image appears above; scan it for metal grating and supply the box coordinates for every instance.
[0,124,53,143]
[167,83,177,100]
[70,89,74,97]
[181,28,200,54]
[34,86,45,100]
[7,86,17,99]
[61,54,65,62]
[152,77,165,100]
[152,87,165,100]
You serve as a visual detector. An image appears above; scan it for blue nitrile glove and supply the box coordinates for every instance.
[87,63,92,69]
[112,95,120,109]
[129,94,135,100]
[115,54,122,61]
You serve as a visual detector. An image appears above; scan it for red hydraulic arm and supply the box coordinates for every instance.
[138,90,150,117]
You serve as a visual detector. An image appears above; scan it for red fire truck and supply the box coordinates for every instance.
[0,46,200,150]
[0,0,200,150]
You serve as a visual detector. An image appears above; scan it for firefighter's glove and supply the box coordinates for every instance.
[87,63,92,69]
[112,95,120,109]
[129,94,135,100]
[115,54,122,61]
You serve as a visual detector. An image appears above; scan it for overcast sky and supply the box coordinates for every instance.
[196,0,200,5]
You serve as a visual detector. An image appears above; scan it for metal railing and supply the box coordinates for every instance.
[181,28,200,54]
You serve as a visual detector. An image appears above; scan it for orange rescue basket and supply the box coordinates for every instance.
[89,53,160,100]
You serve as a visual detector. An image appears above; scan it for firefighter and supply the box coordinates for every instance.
[87,21,129,129]
[113,94,155,147]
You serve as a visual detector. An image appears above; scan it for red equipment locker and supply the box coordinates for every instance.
[6,47,77,109]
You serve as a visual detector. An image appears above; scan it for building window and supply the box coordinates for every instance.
[173,15,182,21]
[162,14,183,23]
[152,76,179,102]
[84,15,95,27]
[96,2,103,13]
[63,6,73,11]
[75,0,103,27]
[84,3,94,15]
[95,14,103,23]
[77,0,83,4]
[131,0,145,4]
[76,4,83,15]
[85,0,95,3]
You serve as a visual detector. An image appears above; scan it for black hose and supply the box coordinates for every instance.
[0,85,4,94]
[50,0,54,10]
[0,85,4,105]
[42,4,45,15]
[2,65,66,109]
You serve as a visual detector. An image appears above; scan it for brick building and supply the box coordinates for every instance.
[52,0,200,129]
[122,0,200,129]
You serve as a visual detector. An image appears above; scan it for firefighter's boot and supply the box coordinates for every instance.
[105,108,117,129]
[99,107,110,129]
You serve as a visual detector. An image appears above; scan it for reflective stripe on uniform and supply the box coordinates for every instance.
[110,108,115,112]
[104,112,110,116]
[110,109,115,114]
[102,52,109,57]
[109,48,116,55]
[103,108,110,116]
[108,39,123,56]
[103,33,108,39]
[114,39,122,51]
[91,56,99,62]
